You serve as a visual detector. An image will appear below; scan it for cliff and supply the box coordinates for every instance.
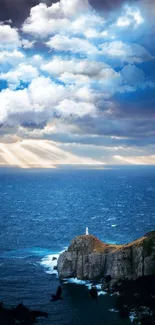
[57,231,155,280]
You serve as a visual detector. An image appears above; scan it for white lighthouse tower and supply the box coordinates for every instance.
[86,227,89,235]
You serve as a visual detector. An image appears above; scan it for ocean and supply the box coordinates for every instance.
[0,166,155,325]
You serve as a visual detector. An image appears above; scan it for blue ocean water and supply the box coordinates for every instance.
[0,166,155,325]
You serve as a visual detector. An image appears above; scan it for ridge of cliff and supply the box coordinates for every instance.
[57,231,155,280]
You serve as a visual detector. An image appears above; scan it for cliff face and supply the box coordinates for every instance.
[57,232,155,280]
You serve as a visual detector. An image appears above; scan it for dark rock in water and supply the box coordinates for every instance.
[0,302,48,325]
[89,286,98,300]
[51,295,63,302]
[53,265,57,270]
[52,257,57,261]
[51,285,63,302]
[57,231,155,281]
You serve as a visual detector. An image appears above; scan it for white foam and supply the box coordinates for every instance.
[63,278,87,285]
[40,253,59,275]
[40,252,106,297]
[109,309,119,313]
[98,291,107,296]
[85,283,102,290]
[96,284,102,290]
[40,247,67,275]
[85,283,93,290]
[63,279,107,297]
[129,312,136,323]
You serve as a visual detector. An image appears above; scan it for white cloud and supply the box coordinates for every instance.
[59,72,90,85]
[127,6,144,25]
[84,28,99,38]
[74,87,97,102]
[56,0,90,17]
[84,29,108,39]
[22,0,91,38]
[0,0,154,167]
[0,64,39,89]
[21,39,35,49]
[116,17,131,27]
[100,41,154,63]
[0,24,20,49]
[71,14,104,37]
[0,50,25,65]
[56,99,96,117]
[0,88,30,124]
[41,56,122,95]
[41,57,108,77]
[28,76,67,108]
[46,34,98,55]
[0,76,97,126]
[116,5,144,28]
[31,54,44,67]
[41,56,121,87]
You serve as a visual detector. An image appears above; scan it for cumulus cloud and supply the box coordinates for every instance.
[21,38,35,49]
[0,64,39,89]
[0,76,97,126]
[59,72,90,85]
[0,24,20,48]
[41,56,123,95]
[46,34,98,55]
[115,5,144,28]
[41,57,108,77]
[56,99,96,117]
[0,49,25,64]
[0,0,155,164]
[100,41,154,63]
[22,0,92,37]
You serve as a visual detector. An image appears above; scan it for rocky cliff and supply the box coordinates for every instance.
[57,231,155,280]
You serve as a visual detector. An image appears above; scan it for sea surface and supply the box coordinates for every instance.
[0,166,155,325]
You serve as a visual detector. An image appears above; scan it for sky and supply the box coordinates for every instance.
[0,0,155,167]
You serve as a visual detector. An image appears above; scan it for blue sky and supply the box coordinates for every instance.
[0,0,155,166]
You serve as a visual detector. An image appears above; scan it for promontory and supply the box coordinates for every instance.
[57,231,155,281]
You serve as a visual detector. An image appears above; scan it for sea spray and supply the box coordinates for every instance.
[40,254,59,275]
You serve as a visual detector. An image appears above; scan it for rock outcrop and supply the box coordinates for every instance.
[57,231,155,281]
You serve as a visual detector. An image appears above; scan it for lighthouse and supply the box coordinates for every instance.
[86,227,89,235]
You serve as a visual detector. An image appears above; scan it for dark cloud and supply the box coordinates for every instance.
[44,127,155,148]
[113,88,155,119]
[82,117,155,138]
[0,0,57,25]
[89,0,127,11]
[0,0,139,25]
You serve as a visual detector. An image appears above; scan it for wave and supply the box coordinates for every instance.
[98,291,107,296]
[63,278,107,296]
[40,248,67,275]
[63,278,87,285]
[40,254,59,276]
[40,251,107,296]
